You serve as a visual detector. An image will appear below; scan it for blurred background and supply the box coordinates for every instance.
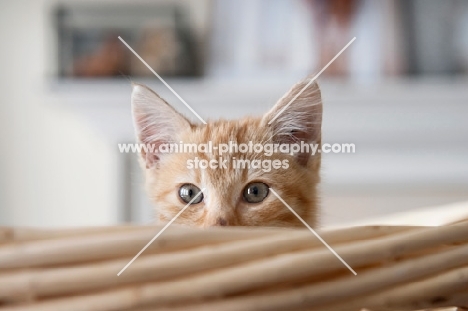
[0,0,467,227]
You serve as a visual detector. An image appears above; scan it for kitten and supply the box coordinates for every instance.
[131,77,322,227]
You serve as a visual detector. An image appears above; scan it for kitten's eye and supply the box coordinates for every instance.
[243,182,269,203]
[179,184,204,204]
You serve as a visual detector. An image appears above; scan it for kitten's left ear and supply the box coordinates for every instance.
[261,77,323,165]
[131,84,192,168]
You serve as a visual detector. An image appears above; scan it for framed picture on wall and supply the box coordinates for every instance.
[55,3,204,78]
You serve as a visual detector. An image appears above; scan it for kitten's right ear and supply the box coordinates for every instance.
[131,84,191,168]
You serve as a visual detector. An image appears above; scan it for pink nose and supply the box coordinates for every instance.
[216,217,228,226]
[204,216,231,227]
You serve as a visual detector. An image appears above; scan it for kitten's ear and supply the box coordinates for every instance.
[261,77,323,166]
[131,84,191,168]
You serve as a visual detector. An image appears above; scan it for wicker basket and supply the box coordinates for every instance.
[0,213,467,310]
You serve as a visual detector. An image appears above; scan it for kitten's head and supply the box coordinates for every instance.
[131,77,322,227]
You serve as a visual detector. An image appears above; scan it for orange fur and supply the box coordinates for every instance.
[131,77,323,228]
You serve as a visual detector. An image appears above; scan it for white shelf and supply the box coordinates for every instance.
[50,77,468,187]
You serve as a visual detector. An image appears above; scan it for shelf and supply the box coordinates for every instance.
[49,77,468,186]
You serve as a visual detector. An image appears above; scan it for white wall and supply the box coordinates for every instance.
[0,0,120,226]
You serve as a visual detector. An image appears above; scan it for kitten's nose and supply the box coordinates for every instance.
[203,201,237,227]
[204,215,235,227]
[204,216,229,227]
[216,217,228,226]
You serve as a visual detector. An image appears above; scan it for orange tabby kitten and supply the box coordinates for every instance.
[131,77,322,227]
